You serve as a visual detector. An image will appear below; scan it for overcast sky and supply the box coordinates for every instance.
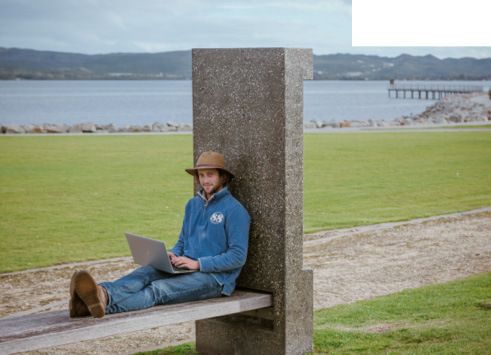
[0,0,490,59]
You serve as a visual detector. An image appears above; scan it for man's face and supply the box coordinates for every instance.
[198,169,223,198]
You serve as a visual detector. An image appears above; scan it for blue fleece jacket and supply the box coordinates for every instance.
[170,187,250,296]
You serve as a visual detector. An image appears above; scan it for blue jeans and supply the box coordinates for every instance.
[100,265,223,314]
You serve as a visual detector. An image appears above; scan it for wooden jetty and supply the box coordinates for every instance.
[388,83,483,100]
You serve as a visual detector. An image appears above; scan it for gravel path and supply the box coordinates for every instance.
[2,209,490,354]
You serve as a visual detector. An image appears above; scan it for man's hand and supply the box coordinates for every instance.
[169,254,200,270]
[168,252,178,262]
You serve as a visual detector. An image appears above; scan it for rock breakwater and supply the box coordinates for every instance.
[304,93,491,130]
[1,121,193,135]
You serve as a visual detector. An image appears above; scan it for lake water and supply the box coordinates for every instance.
[0,80,488,126]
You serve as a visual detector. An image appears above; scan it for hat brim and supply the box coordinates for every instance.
[185,165,235,178]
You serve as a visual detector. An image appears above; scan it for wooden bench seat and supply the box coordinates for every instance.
[0,290,272,355]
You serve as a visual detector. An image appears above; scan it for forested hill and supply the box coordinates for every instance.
[1,47,490,80]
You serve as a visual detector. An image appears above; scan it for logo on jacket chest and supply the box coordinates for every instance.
[210,212,224,224]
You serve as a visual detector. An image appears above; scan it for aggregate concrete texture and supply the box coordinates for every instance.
[192,48,314,355]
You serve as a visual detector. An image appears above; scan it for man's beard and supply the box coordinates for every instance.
[208,182,223,195]
[204,176,224,196]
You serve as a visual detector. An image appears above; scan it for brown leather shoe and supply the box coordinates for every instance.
[69,271,90,317]
[74,270,108,318]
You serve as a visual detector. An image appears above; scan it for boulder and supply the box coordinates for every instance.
[81,122,97,133]
[69,124,83,133]
[152,121,167,132]
[127,125,151,132]
[44,123,69,133]
[303,122,316,129]
[27,125,44,133]
[101,123,118,133]
[6,124,26,134]
[178,123,193,132]
[350,121,364,128]
[434,116,448,125]
[448,115,462,123]
[22,124,35,133]
[339,121,351,128]
[326,121,340,128]
[152,121,171,132]
[166,121,179,128]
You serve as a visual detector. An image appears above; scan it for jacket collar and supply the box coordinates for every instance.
[197,186,229,203]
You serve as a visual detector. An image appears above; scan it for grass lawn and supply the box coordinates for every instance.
[0,135,194,272]
[1,131,490,272]
[440,125,491,129]
[312,272,491,354]
[394,125,491,130]
[136,272,491,355]
[304,132,491,232]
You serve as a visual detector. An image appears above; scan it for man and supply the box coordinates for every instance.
[69,152,250,318]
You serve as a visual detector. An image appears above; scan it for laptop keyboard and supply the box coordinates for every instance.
[172,265,189,272]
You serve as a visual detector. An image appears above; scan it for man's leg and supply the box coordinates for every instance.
[101,265,170,311]
[106,272,222,314]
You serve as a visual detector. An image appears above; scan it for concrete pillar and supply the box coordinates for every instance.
[192,48,313,355]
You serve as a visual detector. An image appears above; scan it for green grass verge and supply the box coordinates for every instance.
[304,132,491,232]
[395,125,491,130]
[135,272,491,355]
[445,125,491,129]
[0,135,194,272]
[1,132,490,272]
[135,342,197,355]
[313,272,491,354]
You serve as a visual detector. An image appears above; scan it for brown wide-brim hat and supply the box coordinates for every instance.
[185,152,235,178]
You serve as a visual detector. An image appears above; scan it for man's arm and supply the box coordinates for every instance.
[169,203,188,257]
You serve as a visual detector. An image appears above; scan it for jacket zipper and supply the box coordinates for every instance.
[202,198,209,222]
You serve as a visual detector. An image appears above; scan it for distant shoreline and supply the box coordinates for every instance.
[2,47,491,80]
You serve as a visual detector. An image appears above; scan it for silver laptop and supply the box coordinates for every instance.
[125,232,197,274]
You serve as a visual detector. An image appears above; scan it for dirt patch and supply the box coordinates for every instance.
[1,211,490,354]
[306,211,491,310]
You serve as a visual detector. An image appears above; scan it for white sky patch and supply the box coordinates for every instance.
[353,0,491,46]
[133,41,176,53]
